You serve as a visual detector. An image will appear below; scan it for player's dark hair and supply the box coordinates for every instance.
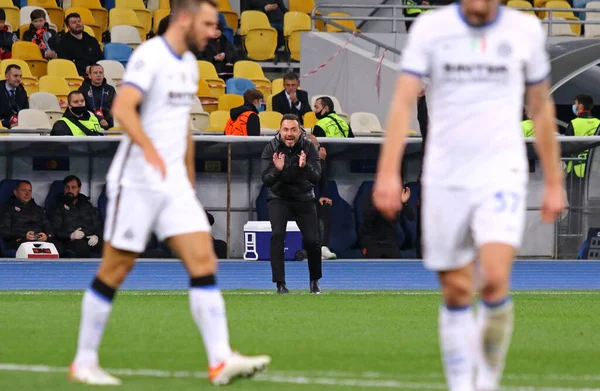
[575,94,594,111]
[63,175,82,188]
[30,9,46,21]
[14,180,32,190]
[281,114,300,126]
[65,13,81,26]
[67,90,84,104]
[317,96,335,112]
[243,88,263,104]
[283,72,299,82]
[5,64,21,75]
[171,0,217,12]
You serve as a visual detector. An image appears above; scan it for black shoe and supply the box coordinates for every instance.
[310,280,321,294]
[277,282,289,294]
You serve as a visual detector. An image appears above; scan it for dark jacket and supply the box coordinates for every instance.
[229,103,261,136]
[360,193,415,247]
[57,31,104,76]
[23,24,59,55]
[312,112,355,138]
[50,193,102,241]
[261,134,321,202]
[50,108,103,136]
[0,28,15,55]
[199,35,238,74]
[78,78,116,129]
[0,196,53,242]
[250,0,288,24]
[0,80,29,129]
[316,156,327,198]
[271,89,311,125]
[564,111,599,136]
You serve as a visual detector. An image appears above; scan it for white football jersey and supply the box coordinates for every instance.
[106,37,198,190]
[401,4,550,188]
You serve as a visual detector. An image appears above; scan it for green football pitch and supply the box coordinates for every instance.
[0,290,599,390]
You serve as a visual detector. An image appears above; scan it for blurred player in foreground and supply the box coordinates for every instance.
[373,0,565,389]
[69,0,270,386]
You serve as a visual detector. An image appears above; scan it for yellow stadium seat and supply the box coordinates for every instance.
[47,59,84,90]
[0,59,39,96]
[153,8,170,32]
[196,79,218,113]
[266,94,272,111]
[543,1,581,35]
[259,111,282,130]
[284,12,311,61]
[28,0,64,30]
[109,8,145,40]
[233,61,272,97]
[289,0,325,30]
[116,0,152,34]
[218,0,238,29]
[197,61,226,97]
[65,8,102,40]
[303,111,318,129]
[72,0,108,31]
[12,41,48,79]
[83,25,98,40]
[39,75,70,108]
[218,94,244,112]
[506,0,536,14]
[206,110,229,132]
[240,11,278,61]
[271,78,284,95]
[240,10,271,34]
[19,24,29,40]
[158,0,170,9]
[326,12,360,32]
[0,0,19,35]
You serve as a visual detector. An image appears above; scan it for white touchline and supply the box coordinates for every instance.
[0,364,598,391]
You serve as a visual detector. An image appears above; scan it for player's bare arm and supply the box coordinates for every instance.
[112,86,167,178]
[186,132,195,187]
[373,73,422,220]
[527,79,566,222]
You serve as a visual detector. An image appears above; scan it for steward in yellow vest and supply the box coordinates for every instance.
[565,94,600,178]
[403,0,430,31]
[522,119,534,137]
[312,96,354,138]
[50,91,103,136]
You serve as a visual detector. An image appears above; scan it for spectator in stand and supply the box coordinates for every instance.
[0,9,17,60]
[198,20,237,76]
[312,97,354,138]
[272,72,311,125]
[58,13,104,76]
[51,175,103,258]
[250,0,287,47]
[0,64,29,129]
[51,91,104,136]
[23,9,59,59]
[79,64,115,130]
[224,88,263,136]
[0,180,64,256]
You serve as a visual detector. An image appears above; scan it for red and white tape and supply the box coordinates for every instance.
[299,32,359,80]
[375,49,387,102]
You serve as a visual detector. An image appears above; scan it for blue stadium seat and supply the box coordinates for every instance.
[0,179,21,206]
[44,180,64,220]
[353,180,374,237]
[226,78,254,96]
[218,12,235,44]
[256,184,269,221]
[104,43,133,68]
[317,180,358,256]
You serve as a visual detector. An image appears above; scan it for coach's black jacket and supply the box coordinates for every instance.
[50,193,102,241]
[261,133,321,202]
[0,196,53,242]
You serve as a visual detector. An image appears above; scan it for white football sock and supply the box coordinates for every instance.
[189,287,233,367]
[439,304,476,391]
[476,297,514,391]
[73,289,113,368]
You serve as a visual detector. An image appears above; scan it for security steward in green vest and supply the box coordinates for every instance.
[404,0,429,31]
[564,94,600,177]
[50,91,104,136]
[521,107,534,137]
[312,96,354,138]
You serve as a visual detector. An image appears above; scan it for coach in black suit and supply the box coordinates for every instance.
[271,72,311,125]
[0,64,29,129]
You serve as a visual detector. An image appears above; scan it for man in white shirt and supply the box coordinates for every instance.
[271,72,311,125]
[69,0,270,387]
[373,0,565,390]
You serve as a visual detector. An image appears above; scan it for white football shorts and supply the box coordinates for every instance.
[422,183,527,271]
[104,183,211,253]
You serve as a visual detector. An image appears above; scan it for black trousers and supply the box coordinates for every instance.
[268,198,322,283]
[317,202,332,247]
[62,238,104,258]
[361,240,402,259]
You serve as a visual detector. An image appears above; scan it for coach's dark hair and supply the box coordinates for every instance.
[280,114,300,126]
[243,88,263,104]
[65,12,81,26]
[14,180,32,190]
[575,94,594,111]
[317,96,335,112]
[63,175,82,188]
[5,64,21,76]
[67,90,84,104]
[171,0,217,11]
[283,72,299,82]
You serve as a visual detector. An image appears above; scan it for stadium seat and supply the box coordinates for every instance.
[289,0,324,30]
[153,8,170,32]
[103,42,133,67]
[29,92,63,125]
[13,108,52,130]
[218,12,234,44]
[116,0,152,34]
[233,61,272,98]
[284,12,311,61]
[0,59,39,96]
[225,77,254,96]
[540,1,581,34]
[97,60,125,86]
[303,111,318,129]
[266,94,272,111]
[326,12,360,33]
[109,8,145,40]
[28,0,64,30]
[111,25,143,49]
[72,0,108,31]
[584,20,600,36]
[318,180,358,256]
[259,111,282,130]
[218,94,244,111]
[0,0,20,34]
[543,17,578,36]
[0,179,21,205]
[217,0,238,31]
[158,0,169,10]
[20,6,49,28]
[506,0,536,14]
[197,60,226,96]
[310,94,349,121]
[190,98,209,132]
[586,1,600,19]
[350,112,383,135]
[205,110,229,132]
[39,76,70,108]
[271,78,284,96]
[12,41,48,79]
[240,11,278,61]
[44,179,63,219]
[64,8,102,41]
[197,79,218,112]
[255,184,269,220]
[47,59,84,91]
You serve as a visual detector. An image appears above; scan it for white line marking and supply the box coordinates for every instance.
[0,363,598,391]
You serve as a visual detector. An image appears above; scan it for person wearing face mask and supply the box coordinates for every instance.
[564,94,600,177]
[51,91,104,136]
[311,97,354,138]
[79,64,116,130]
[225,88,263,136]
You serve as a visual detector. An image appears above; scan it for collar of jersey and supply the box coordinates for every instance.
[455,3,502,29]
[160,36,183,61]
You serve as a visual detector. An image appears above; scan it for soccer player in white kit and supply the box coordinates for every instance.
[69,0,270,386]
[373,0,566,390]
